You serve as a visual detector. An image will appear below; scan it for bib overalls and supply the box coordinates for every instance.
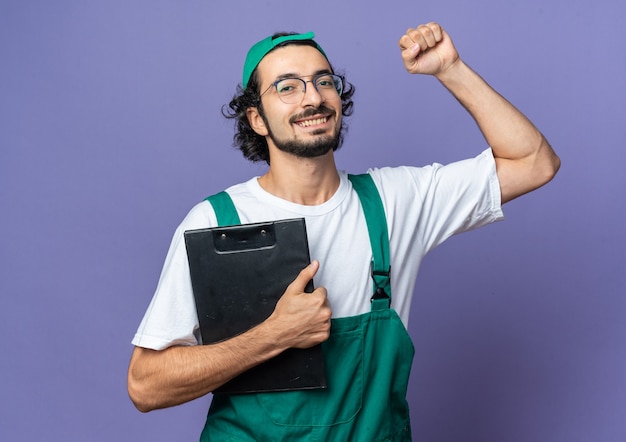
[201,174,415,441]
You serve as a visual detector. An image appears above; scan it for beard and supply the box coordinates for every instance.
[262,106,342,159]
[272,129,340,158]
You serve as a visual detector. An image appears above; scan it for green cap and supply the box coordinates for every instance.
[242,32,327,89]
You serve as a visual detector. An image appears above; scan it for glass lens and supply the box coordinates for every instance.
[315,74,342,97]
[275,78,303,103]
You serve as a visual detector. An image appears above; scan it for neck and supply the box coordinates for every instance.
[258,150,340,205]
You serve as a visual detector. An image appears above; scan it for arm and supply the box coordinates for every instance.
[398,23,560,203]
[127,261,331,412]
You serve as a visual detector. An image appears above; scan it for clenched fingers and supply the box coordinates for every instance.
[398,22,444,52]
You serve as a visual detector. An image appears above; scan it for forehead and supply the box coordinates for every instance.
[255,45,332,88]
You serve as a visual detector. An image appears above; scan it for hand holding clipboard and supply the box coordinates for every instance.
[184,218,328,394]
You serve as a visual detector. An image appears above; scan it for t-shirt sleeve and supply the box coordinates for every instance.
[131,201,217,350]
[370,148,504,255]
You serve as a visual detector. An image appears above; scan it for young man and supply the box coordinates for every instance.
[128,22,560,440]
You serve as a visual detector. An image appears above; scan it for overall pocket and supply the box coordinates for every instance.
[257,315,366,427]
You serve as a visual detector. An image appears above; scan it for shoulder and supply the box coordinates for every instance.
[176,178,261,231]
[367,149,495,183]
[365,149,497,193]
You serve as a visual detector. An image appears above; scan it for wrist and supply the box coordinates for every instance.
[434,58,467,84]
[249,316,291,357]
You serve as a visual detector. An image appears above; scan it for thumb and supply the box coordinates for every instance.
[401,43,422,72]
[287,260,319,294]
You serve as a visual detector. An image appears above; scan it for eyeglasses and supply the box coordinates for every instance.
[261,73,344,104]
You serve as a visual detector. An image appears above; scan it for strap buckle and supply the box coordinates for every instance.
[370,262,391,302]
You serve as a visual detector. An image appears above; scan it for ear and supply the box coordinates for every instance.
[246,107,269,136]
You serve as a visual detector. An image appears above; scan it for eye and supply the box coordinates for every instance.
[316,75,336,89]
[276,79,300,95]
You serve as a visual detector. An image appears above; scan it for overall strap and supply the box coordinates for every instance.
[348,174,391,309]
[206,191,241,226]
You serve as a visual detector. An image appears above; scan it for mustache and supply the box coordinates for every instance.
[289,106,335,124]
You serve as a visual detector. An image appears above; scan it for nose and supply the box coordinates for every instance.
[301,79,324,107]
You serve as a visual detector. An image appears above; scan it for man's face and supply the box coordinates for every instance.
[251,45,343,159]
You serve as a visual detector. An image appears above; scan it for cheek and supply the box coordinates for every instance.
[263,105,295,133]
[273,115,299,136]
[334,112,343,130]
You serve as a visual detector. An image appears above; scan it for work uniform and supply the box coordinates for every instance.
[201,175,414,441]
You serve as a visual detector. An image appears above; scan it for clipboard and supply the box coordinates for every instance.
[184,218,327,394]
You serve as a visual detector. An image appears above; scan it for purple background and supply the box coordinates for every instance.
[1,1,625,440]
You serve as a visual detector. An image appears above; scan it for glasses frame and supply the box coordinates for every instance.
[260,73,344,104]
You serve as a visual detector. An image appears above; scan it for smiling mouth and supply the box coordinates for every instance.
[296,116,329,128]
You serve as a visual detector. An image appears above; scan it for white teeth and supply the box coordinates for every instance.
[298,117,327,127]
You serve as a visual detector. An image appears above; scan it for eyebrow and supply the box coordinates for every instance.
[272,69,333,83]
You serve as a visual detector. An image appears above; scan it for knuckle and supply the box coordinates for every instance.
[321,309,332,322]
